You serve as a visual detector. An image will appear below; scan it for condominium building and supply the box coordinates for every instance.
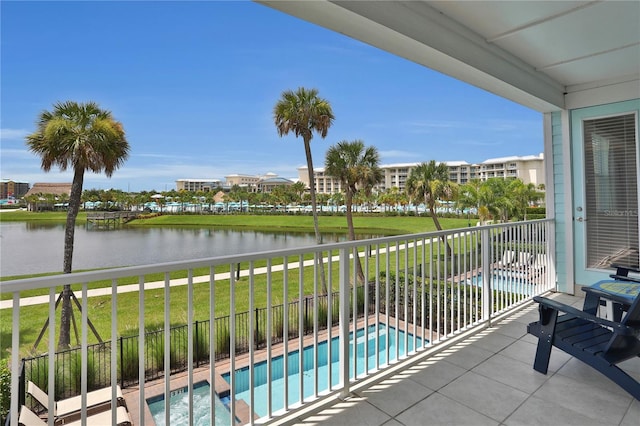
[224,174,261,187]
[298,154,545,194]
[476,154,544,184]
[0,179,30,199]
[175,179,222,192]
[224,173,294,193]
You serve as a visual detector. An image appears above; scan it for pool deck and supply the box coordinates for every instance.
[122,314,439,425]
[121,293,640,425]
[271,293,640,426]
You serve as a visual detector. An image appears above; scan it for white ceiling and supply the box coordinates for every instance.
[257,1,640,112]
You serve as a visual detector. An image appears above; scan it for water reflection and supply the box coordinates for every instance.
[1,222,374,277]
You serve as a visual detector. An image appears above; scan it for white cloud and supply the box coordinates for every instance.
[0,128,29,140]
[0,148,35,160]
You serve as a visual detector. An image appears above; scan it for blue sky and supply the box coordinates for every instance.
[1,1,543,193]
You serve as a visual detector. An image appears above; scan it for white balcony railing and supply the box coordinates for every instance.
[3,219,555,425]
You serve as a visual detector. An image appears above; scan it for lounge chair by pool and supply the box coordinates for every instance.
[18,405,131,426]
[27,381,125,419]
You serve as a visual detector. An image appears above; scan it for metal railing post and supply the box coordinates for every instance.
[481,228,492,326]
[18,361,25,409]
[338,248,350,398]
[195,320,200,367]
[119,336,124,388]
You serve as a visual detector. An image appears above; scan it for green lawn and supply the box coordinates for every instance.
[0,210,89,223]
[0,210,471,234]
[127,212,471,235]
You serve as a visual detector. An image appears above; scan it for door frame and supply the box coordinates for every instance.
[570,99,640,286]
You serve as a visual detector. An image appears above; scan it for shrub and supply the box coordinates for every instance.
[527,214,546,220]
[0,359,10,425]
[526,207,546,215]
[215,324,230,358]
[70,351,98,393]
[148,334,166,372]
[193,325,210,364]
[253,321,266,349]
[118,338,139,384]
[349,286,367,316]
[170,330,187,369]
[148,332,185,372]
[26,356,64,401]
[272,311,284,340]
[316,302,328,328]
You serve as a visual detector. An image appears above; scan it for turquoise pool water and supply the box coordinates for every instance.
[147,381,232,426]
[468,271,535,295]
[224,323,422,418]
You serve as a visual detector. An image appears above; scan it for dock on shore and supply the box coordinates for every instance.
[86,211,139,228]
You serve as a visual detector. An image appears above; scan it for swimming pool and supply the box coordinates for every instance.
[467,271,535,295]
[224,323,422,418]
[147,381,232,426]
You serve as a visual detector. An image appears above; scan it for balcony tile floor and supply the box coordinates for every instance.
[285,293,640,426]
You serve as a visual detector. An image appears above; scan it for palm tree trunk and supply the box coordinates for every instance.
[430,207,453,257]
[59,168,84,350]
[303,139,321,245]
[346,192,365,284]
[303,138,328,294]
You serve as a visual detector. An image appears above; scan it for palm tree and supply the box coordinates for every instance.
[482,178,513,221]
[509,180,543,220]
[457,179,483,225]
[325,140,383,283]
[288,181,307,209]
[26,100,129,350]
[274,87,334,293]
[274,87,334,244]
[406,161,458,254]
[316,192,330,212]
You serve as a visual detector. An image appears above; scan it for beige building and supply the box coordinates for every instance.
[224,174,262,187]
[225,172,294,193]
[476,154,544,185]
[299,154,545,194]
[175,179,221,192]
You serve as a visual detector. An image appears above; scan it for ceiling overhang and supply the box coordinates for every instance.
[257,1,640,113]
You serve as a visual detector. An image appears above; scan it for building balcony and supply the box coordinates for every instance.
[3,219,638,425]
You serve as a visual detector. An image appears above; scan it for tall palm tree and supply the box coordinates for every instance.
[26,101,129,350]
[325,140,383,283]
[273,87,334,244]
[406,161,458,254]
[274,87,334,293]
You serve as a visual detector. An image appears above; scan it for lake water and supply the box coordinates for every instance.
[0,222,361,277]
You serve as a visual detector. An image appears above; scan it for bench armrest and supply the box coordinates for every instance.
[610,263,640,283]
[581,286,634,306]
[533,296,637,335]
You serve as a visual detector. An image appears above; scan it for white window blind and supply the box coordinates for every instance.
[583,113,639,269]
